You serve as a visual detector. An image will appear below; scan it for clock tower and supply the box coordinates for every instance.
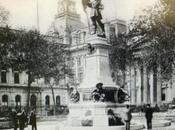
[53,0,84,44]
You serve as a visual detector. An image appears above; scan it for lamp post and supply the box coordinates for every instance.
[50,77,56,116]
[36,0,40,31]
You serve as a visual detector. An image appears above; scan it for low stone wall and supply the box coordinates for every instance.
[0,117,13,129]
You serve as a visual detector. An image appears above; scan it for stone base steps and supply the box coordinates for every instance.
[143,127,175,130]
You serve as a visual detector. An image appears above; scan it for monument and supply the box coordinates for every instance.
[58,1,172,130]
[60,37,127,130]
[59,1,130,130]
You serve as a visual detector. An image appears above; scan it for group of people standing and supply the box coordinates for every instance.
[124,104,154,130]
[112,104,154,130]
[11,108,37,130]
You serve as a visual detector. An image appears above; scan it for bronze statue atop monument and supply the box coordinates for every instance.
[82,0,106,38]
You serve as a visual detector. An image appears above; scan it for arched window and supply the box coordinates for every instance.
[45,95,50,106]
[15,95,21,106]
[30,95,36,107]
[56,96,60,106]
[2,94,8,106]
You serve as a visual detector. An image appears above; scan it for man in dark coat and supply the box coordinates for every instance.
[83,0,105,37]
[124,105,132,130]
[29,108,37,130]
[18,109,27,130]
[11,109,18,130]
[145,104,154,130]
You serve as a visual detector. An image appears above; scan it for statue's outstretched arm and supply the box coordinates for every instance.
[92,0,102,8]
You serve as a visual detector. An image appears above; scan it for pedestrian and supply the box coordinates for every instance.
[154,104,160,112]
[11,108,18,130]
[124,105,132,130]
[145,104,154,130]
[29,108,37,130]
[17,108,27,130]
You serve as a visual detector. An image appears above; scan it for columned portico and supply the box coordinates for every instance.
[130,66,164,105]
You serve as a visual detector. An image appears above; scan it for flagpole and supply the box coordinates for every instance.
[36,0,40,31]
[82,0,91,33]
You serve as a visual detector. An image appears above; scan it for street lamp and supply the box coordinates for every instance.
[50,77,56,116]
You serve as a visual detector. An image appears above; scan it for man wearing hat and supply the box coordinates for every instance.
[11,109,18,130]
[145,104,154,130]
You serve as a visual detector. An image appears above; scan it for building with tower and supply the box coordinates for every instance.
[50,0,84,44]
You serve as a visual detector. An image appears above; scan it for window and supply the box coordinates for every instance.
[77,57,82,66]
[2,95,8,106]
[162,88,166,101]
[15,95,21,106]
[109,27,117,45]
[1,71,7,83]
[118,24,127,34]
[45,95,50,106]
[80,31,86,44]
[78,72,83,83]
[14,72,20,84]
[56,96,60,106]
[30,95,36,107]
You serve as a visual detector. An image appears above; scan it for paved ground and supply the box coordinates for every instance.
[1,114,175,130]
[2,121,175,130]
[0,120,62,130]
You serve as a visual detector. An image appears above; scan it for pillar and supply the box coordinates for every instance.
[143,67,148,104]
[147,69,151,104]
[140,66,144,105]
[157,72,162,105]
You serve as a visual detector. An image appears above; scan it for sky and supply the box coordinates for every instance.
[0,0,157,34]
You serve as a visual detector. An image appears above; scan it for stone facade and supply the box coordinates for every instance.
[0,68,69,115]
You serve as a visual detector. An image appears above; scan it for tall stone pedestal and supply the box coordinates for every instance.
[79,36,118,102]
[59,36,125,130]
